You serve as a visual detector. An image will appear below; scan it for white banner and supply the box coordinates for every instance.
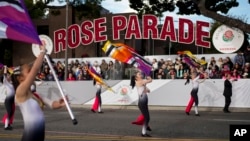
[0,79,250,108]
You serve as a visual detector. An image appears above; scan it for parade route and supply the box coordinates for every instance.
[0,105,249,141]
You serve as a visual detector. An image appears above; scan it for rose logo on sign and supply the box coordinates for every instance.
[223,30,234,42]
[212,25,244,54]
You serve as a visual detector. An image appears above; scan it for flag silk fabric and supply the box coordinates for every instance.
[102,40,152,76]
[87,66,115,93]
[178,50,207,68]
[0,0,41,44]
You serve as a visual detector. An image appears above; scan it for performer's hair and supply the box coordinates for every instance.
[93,79,96,85]
[11,65,22,90]
[130,75,136,89]
[0,76,3,83]
[185,75,191,85]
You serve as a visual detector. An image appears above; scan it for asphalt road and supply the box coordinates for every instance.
[0,105,250,141]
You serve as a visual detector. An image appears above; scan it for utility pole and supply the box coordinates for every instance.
[64,0,69,80]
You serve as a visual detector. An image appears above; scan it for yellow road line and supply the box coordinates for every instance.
[0,134,228,141]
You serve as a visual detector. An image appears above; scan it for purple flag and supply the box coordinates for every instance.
[0,0,41,44]
[131,52,152,76]
[89,66,102,77]
[0,63,3,69]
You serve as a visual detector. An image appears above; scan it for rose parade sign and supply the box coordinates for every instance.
[212,25,244,54]
[53,14,211,53]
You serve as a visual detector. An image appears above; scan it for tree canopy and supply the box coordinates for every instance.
[128,0,250,33]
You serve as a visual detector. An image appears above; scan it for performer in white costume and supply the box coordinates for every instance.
[12,41,66,141]
[1,66,15,130]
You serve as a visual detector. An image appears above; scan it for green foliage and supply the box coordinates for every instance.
[128,0,239,16]
[25,0,46,19]
[73,0,102,20]
[129,0,175,17]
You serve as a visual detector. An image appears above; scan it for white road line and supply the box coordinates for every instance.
[213,119,250,122]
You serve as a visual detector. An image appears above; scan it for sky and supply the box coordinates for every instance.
[101,0,250,24]
[47,0,250,24]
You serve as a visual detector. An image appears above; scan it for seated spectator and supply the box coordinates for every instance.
[82,65,91,80]
[67,72,76,81]
[234,51,245,69]
[156,68,166,79]
[166,68,176,79]
[231,69,241,80]
[176,65,185,79]
[242,72,249,78]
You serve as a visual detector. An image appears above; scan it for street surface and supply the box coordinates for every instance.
[0,105,250,141]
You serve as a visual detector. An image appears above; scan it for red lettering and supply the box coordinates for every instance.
[94,17,107,42]
[81,20,94,45]
[178,18,194,44]
[125,15,141,39]
[159,16,177,42]
[112,16,127,40]
[142,15,158,39]
[196,21,210,48]
[54,29,66,53]
[68,24,81,49]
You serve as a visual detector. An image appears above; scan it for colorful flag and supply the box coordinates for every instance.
[0,0,41,44]
[102,40,152,76]
[178,50,207,67]
[0,63,3,69]
[87,66,115,93]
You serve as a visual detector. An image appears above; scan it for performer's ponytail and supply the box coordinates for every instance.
[11,66,21,90]
[185,75,191,85]
[130,75,136,89]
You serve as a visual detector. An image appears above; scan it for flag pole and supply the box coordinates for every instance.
[64,0,69,81]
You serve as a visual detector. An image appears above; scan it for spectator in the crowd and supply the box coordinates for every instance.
[233,63,243,76]
[57,68,64,81]
[82,65,91,80]
[209,66,221,79]
[66,72,76,81]
[243,45,250,63]
[242,67,249,78]
[100,59,108,79]
[151,58,158,79]
[158,58,165,69]
[176,64,185,79]
[200,57,207,70]
[221,65,231,79]
[225,57,234,70]
[107,61,115,80]
[198,67,206,79]
[242,72,249,78]
[114,60,122,80]
[234,51,245,69]
[45,70,54,81]
[43,67,50,77]
[74,64,82,79]
[183,72,190,79]
[231,69,241,80]
[161,64,169,76]
[92,61,101,75]
[156,68,166,79]
[76,71,84,80]
[167,68,176,79]
[217,57,224,70]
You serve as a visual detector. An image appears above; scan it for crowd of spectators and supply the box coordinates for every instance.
[37,46,250,81]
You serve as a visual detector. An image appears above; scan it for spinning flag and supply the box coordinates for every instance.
[178,50,207,68]
[0,63,3,69]
[87,66,115,93]
[102,40,152,76]
[0,0,41,44]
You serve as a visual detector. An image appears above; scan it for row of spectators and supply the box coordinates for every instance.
[37,46,250,81]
